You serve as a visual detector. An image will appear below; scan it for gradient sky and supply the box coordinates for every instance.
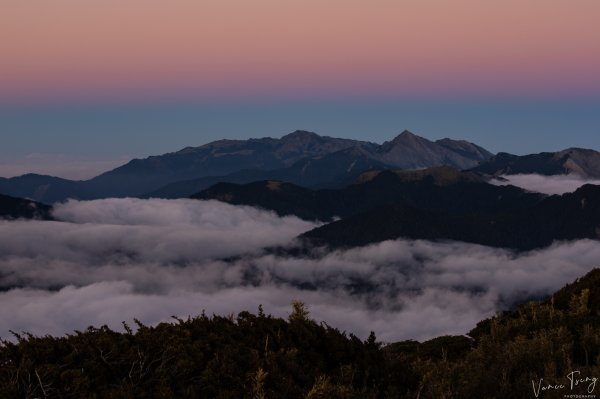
[1,1,599,179]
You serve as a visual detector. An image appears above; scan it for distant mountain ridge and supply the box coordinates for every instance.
[84,130,374,198]
[149,130,493,199]
[471,148,600,178]
[146,144,391,199]
[0,130,493,203]
[376,131,492,170]
[0,174,91,204]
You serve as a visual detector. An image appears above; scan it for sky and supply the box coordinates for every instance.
[1,0,599,179]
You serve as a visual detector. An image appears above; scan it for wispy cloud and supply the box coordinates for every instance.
[1,198,598,342]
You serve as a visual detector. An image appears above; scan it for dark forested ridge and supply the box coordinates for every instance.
[195,167,600,251]
[3,270,600,398]
[300,184,600,251]
[193,166,544,222]
[0,194,52,220]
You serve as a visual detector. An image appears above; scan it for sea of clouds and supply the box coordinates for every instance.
[1,196,599,343]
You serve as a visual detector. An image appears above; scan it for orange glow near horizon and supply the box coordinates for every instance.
[1,0,599,104]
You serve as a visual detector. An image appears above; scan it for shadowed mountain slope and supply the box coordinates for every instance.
[472,148,600,178]
[301,184,600,251]
[84,130,373,198]
[0,174,90,205]
[376,130,492,170]
[193,166,544,222]
[195,165,600,251]
[0,130,492,203]
[146,145,390,199]
[0,193,52,220]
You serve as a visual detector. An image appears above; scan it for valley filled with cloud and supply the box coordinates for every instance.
[1,198,599,343]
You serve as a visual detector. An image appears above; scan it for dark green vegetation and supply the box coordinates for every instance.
[0,194,52,220]
[2,270,600,398]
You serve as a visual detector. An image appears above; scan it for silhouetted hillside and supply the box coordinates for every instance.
[194,166,543,222]
[0,193,52,220]
[472,148,600,178]
[3,270,600,398]
[301,184,600,251]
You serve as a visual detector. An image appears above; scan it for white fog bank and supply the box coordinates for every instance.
[1,198,598,342]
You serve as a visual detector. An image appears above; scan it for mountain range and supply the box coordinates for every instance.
[3,129,600,251]
[144,144,391,199]
[471,148,600,177]
[193,166,542,222]
[3,129,600,204]
[0,130,492,203]
[8,162,598,250]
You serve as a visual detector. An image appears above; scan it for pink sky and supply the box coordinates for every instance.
[1,0,599,104]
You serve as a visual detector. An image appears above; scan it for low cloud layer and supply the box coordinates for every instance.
[1,198,599,343]
[491,173,600,195]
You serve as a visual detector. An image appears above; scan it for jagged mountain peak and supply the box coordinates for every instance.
[280,130,321,141]
[376,130,491,170]
[390,130,429,143]
[397,129,416,137]
[379,130,432,156]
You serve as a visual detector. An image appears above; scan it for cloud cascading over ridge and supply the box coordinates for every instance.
[1,198,599,342]
[491,174,600,195]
